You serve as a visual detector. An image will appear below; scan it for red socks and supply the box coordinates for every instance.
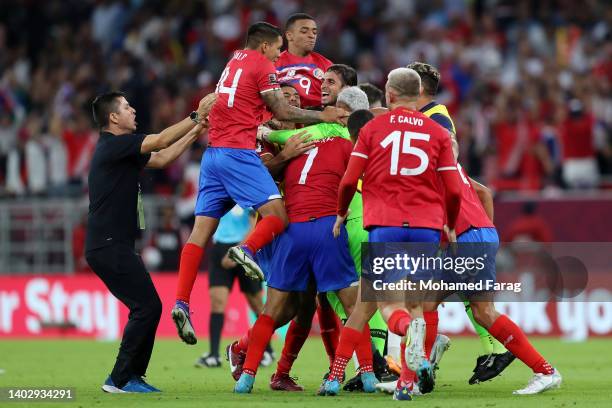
[399,342,415,387]
[329,326,362,380]
[317,304,340,367]
[489,314,553,375]
[176,243,203,303]
[243,215,285,253]
[354,324,373,373]
[424,310,439,359]
[388,309,412,337]
[276,320,311,376]
[242,314,276,376]
[237,330,250,353]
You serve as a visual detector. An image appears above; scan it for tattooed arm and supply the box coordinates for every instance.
[261,89,347,125]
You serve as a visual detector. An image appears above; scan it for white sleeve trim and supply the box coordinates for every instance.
[437,166,457,171]
[351,152,368,159]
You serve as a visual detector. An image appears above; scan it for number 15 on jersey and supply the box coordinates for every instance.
[380,130,430,176]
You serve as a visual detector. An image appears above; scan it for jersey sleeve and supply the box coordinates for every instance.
[435,129,457,172]
[267,123,350,145]
[256,60,281,94]
[429,113,455,135]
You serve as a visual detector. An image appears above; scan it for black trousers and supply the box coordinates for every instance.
[86,243,162,387]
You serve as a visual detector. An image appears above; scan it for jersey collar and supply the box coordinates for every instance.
[419,101,438,113]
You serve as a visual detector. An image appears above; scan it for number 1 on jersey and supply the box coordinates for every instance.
[216,67,243,107]
[299,147,319,184]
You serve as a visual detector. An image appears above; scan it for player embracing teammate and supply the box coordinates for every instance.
[171,21,346,344]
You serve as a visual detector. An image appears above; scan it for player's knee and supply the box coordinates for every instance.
[274,210,289,228]
[210,294,227,313]
[260,201,289,227]
[142,296,162,323]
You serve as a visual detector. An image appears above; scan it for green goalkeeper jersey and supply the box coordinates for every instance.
[267,123,351,144]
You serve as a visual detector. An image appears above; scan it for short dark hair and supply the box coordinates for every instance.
[358,83,384,107]
[327,64,358,87]
[92,91,125,129]
[406,61,440,96]
[246,22,282,49]
[285,13,315,31]
[347,109,374,141]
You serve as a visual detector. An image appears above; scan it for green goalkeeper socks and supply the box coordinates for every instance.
[326,291,387,356]
[464,301,507,356]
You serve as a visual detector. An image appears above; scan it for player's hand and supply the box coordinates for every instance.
[320,106,349,125]
[221,252,237,269]
[282,131,315,159]
[257,125,272,141]
[197,93,217,118]
[332,210,350,238]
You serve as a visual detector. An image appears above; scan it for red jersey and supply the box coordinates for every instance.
[208,50,280,150]
[352,107,457,229]
[283,137,353,223]
[275,51,332,108]
[560,113,595,159]
[454,164,495,235]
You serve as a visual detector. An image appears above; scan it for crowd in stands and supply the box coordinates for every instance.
[0,0,610,201]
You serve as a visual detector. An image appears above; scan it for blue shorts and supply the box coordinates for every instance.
[436,227,499,294]
[195,147,281,218]
[366,227,441,283]
[259,216,358,292]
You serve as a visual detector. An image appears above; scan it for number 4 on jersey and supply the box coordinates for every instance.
[216,67,243,107]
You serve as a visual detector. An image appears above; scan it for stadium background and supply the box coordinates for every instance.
[0,0,611,343]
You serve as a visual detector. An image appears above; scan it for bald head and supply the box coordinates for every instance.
[385,68,422,100]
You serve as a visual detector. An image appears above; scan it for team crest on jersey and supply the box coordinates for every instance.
[313,68,324,79]
[268,73,278,85]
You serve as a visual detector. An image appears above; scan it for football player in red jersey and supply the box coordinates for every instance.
[409,62,561,396]
[323,68,463,400]
[171,22,347,346]
[228,69,380,394]
[276,13,333,108]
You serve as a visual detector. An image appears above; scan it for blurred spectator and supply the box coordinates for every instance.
[558,98,600,188]
[0,0,609,197]
[146,205,183,272]
[50,108,97,195]
[503,201,554,243]
[358,82,384,108]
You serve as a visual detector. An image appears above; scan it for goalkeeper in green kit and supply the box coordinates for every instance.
[263,85,398,390]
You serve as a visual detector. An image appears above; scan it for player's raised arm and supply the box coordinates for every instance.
[261,89,347,125]
[267,123,350,144]
[146,124,204,169]
[141,93,216,153]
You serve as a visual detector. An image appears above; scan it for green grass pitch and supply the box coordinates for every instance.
[1,337,610,407]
